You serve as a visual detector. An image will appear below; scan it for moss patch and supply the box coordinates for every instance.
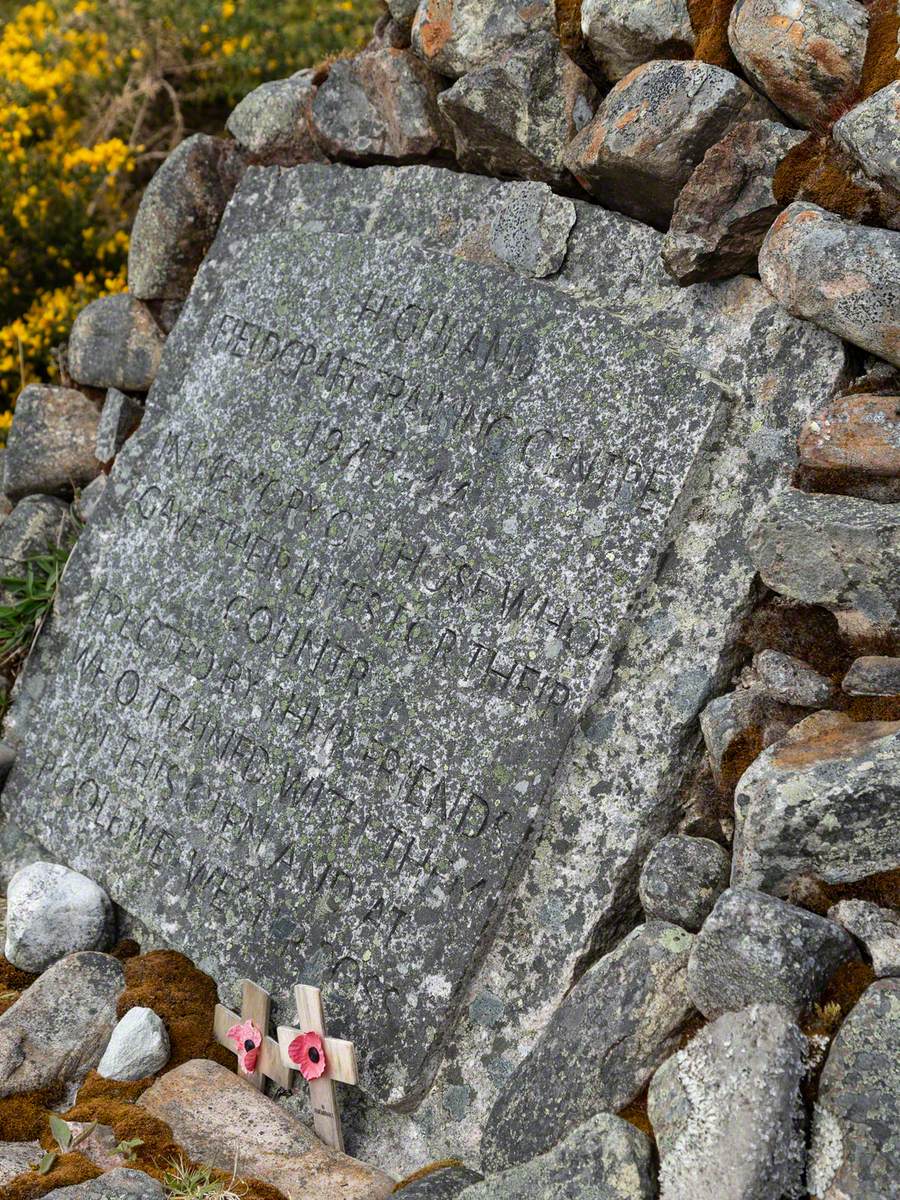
[773,133,892,222]
[554,0,582,51]
[5,1152,100,1199]
[0,956,38,992]
[861,0,900,97]
[0,1085,65,1142]
[394,1160,467,1191]
[618,1085,654,1139]
[688,0,738,70]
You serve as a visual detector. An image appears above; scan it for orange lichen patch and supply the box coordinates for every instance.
[772,714,900,769]
[861,0,900,96]
[554,0,583,51]
[417,0,454,59]
[393,1159,468,1191]
[5,1152,100,1199]
[687,0,739,70]
[0,956,38,992]
[618,1085,654,1139]
[0,1085,65,1141]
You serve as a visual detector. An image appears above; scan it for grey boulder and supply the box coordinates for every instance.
[750,648,834,707]
[842,655,900,697]
[226,69,325,166]
[5,860,115,972]
[648,1003,806,1200]
[581,0,694,82]
[834,81,900,193]
[638,834,730,932]
[97,1005,170,1080]
[0,494,70,604]
[95,387,143,465]
[481,921,695,1171]
[807,979,900,1199]
[3,384,100,500]
[68,294,165,392]
[411,0,553,80]
[687,886,858,1018]
[42,1168,165,1198]
[0,951,124,1096]
[829,900,900,978]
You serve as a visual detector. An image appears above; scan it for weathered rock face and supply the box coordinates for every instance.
[699,685,805,793]
[487,181,577,276]
[580,0,694,82]
[68,295,166,392]
[0,952,124,1097]
[481,922,695,1171]
[750,649,833,707]
[226,69,325,166]
[3,384,100,501]
[807,979,900,1200]
[563,59,778,228]
[638,835,730,932]
[648,1003,807,1200]
[128,133,245,301]
[687,886,857,1018]
[797,392,900,502]
[38,1168,165,1198]
[727,0,868,129]
[842,655,900,696]
[97,1005,170,1080]
[95,388,144,466]
[0,495,70,604]
[750,487,900,639]
[400,1166,484,1197]
[438,34,597,184]
[834,81,900,192]
[830,900,900,977]
[5,861,115,972]
[411,0,553,79]
[0,1141,42,1187]
[662,119,805,284]
[310,47,447,163]
[460,1113,655,1200]
[140,1059,394,1199]
[731,712,900,895]
[759,203,900,367]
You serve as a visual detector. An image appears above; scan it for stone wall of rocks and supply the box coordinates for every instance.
[0,1,898,1197]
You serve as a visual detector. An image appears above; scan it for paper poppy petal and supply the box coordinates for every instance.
[288,1031,327,1080]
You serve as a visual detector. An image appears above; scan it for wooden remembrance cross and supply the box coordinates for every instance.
[214,978,293,1092]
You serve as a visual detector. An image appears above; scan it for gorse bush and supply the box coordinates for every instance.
[0,0,380,428]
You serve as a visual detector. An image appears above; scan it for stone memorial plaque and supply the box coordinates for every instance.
[5,167,728,1103]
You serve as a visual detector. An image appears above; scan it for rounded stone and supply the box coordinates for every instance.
[97,1006,170,1081]
[581,0,695,82]
[5,861,115,972]
[638,835,730,931]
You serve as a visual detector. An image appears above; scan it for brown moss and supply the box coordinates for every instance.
[5,1152,100,1199]
[739,596,850,681]
[0,989,22,1015]
[861,0,900,97]
[393,1160,467,1191]
[688,0,739,70]
[0,1085,65,1142]
[0,956,38,991]
[76,1070,156,1106]
[62,1096,180,1179]
[772,133,891,223]
[108,938,141,962]
[618,1085,654,1140]
[554,0,582,51]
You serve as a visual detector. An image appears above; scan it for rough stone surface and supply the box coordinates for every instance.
[68,295,165,392]
[5,861,115,972]
[842,655,900,696]
[732,712,900,895]
[39,1168,165,1198]
[75,474,108,523]
[728,0,868,129]
[128,133,245,301]
[581,0,694,82]
[797,392,900,502]
[3,384,100,501]
[648,1003,806,1200]
[140,1059,394,1198]
[399,1166,484,1197]
[310,47,446,163]
[411,0,553,79]
[751,648,833,707]
[0,1140,41,1185]
[388,0,420,28]
[662,119,805,284]
[227,69,324,166]
[460,1113,654,1199]
[564,59,778,228]
[0,951,124,1097]
[807,979,900,1200]
[95,388,144,465]
[638,834,730,931]
[750,486,900,639]
[0,495,70,604]
[97,1005,170,1080]
[759,202,900,368]
[699,684,805,792]
[834,81,900,192]
[829,900,900,977]
[487,182,576,277]
[481,921,694,1171]
[438,34,597,184]
[687,886,858,1018]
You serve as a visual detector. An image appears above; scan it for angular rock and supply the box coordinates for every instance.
[728,0,868,129]
[42,1167,165,1198]
[581,0,694,82]
[0,951,124,1097]
[687,886,858,1018]
[648,1003,806,1200]
[310,47,446,164]
[387,0,420,29]
[732,712,900,895]
[97,1006,170,1080]
[699,685,805,793]
[438,34,597,184]
[759,203,900,367]
[226,69,324,166]
[75,473,107,523]
[481,921,695,1171]
[563,59,778,228]
[128,133,245,301]
[807,979,900,1199]
[5,861,115,972]
[750,487,900,639]
[139,1059,394,1199]
[834,79,900,192]
[662,119,805,284]
[68,295,165,392]
[461,1113,654,1199]
[797,392,900,503]
[0,1141,41,1185]
[638,835,730,932]
[0,494,70,603]
[3,384,100,501]
[829,899,900,977]
[751,648,833,707]
[488,181,577,276]
[95,388,143,465]
[842,655,900,696]
[411,0,553,79]
[400,1166,484,1197]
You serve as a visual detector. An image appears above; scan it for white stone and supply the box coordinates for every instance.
[97,1006,170,1081]
[5,861,114,972]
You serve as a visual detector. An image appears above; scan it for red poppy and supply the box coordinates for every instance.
[227,1018,262,1074]
[288,1030,327,1080]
